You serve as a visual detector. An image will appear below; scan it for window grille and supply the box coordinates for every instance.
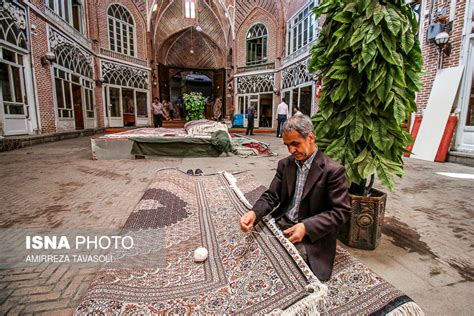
[246,24,267,65]
[237,73,274,94]
[101,61,148,89]
[49,28,93,78]
[281,59,314,90]
[0,1,28,49]
[108,4,135,57]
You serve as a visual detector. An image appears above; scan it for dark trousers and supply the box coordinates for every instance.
[276,114,287,137]
[153,114,163,127]
[246,115,255,135]
[276,217,308,263]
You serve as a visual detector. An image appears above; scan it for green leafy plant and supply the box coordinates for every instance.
[309,0,423,195]
[183,92,206,121]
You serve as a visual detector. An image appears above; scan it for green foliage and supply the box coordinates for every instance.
[183,92,206,121]
[309,0,422,194]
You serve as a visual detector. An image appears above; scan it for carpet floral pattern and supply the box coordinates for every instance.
[233,172,424,315]
[75,169,326,315]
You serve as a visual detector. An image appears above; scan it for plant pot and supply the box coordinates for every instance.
[338,188,387,250]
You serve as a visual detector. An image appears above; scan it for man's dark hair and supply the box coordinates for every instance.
[282,114,314,138]
[153,97,159,101]
[282,98,286,103]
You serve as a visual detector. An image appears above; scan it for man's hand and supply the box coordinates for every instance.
[240,211,256,232]
[283,223,306,243]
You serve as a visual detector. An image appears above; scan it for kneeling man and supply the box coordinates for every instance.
[240,115,351,281]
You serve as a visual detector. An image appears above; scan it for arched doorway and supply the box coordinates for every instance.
[159,65,226,120]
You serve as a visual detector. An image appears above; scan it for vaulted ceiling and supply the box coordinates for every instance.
[161,27,222,69]
[149,0,286,69]
[151,0,230,68]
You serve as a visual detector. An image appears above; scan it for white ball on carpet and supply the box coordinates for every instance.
[194,247,208,262]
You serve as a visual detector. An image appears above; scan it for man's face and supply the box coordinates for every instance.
[283,130,315,162]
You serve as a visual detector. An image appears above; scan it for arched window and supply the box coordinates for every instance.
[246,24,267,65]
[108,4,135,56]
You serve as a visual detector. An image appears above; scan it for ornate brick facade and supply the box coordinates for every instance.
[7,0,469,140]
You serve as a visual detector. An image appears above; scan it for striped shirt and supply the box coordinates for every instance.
[286,150,317,223]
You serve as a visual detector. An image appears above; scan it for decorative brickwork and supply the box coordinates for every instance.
[235,7,278,69]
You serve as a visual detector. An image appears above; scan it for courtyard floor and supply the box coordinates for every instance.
[0,134,472,315]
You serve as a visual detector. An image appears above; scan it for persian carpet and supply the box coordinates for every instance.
[234,172,425,316]
[75,169,326,315]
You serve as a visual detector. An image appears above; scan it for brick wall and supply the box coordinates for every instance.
[417,0,466,112]
[29,9,56,133]
[235,7,279,68]
[95,0,148,60]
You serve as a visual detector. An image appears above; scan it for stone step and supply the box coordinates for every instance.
[447,151,474,167]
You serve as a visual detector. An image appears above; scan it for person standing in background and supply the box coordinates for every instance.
[246,103,256,135]
[276,98,289,137]
[293,106,303,116]
[152,97,164,128]
[167,101,175,120]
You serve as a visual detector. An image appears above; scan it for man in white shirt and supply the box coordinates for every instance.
[276,98,289,137]
[152,97,164,127]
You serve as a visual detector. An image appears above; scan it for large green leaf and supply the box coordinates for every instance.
[364,25,382,44]
[373,3,384,25]
[350,22,370,46]
[376,69,393,101]
[376,161,395,191]
[362,41,378,65]
[372,120,389,151]
[384,7,402,36]
[353,147,368,163]
[393,95,407,125]
[350,114,364,143]
[334,24,350,38]
[333,11,353,23]
[362,154,377,179]
[340,111,355,128]
[376,38,397,65]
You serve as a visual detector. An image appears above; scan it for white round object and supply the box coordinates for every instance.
[194,247,208,262]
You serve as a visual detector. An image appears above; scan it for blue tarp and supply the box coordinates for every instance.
[232,114,246,127]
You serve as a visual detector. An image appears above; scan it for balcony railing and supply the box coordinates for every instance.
[236,62,275,74]
[44,6,91,48]
[99,48,148,68]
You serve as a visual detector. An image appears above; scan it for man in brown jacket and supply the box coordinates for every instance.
[240,115,351,281]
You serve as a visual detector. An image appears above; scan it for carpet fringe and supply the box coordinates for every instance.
[387,302,425,316]
[223,172,253,209]
[279,282,327,316]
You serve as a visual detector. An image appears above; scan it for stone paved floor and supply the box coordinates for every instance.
[0,135,472,315]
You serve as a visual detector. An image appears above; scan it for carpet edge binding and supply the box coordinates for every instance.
[222,172,328,316]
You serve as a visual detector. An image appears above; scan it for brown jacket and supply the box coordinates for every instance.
[252,150,351,281]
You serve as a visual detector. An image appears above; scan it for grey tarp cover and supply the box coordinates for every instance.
[130,130,232,157]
